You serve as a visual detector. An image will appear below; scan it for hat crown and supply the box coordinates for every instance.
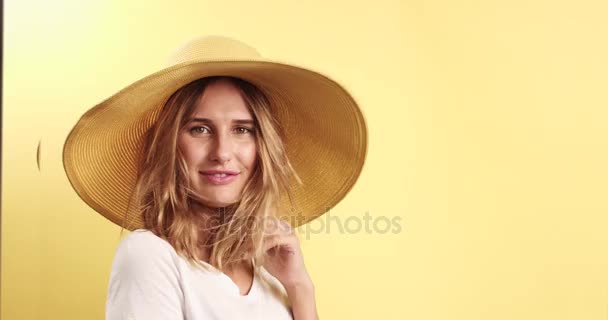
[167,36,262,66]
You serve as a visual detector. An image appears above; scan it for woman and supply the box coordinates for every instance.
[63,36,368,320]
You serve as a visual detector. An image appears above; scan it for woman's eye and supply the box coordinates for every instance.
[235,127,254,135]
[190,126,210,134]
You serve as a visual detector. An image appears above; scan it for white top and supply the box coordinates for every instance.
[106,229,293,320]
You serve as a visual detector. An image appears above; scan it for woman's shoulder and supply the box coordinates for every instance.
[117,229,173,250]
[107,229,185,318]
[120,228,168,244]
[111,229,178,268]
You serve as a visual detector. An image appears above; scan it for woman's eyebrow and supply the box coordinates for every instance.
[189,117,255,125]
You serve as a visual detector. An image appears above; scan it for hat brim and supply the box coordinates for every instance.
[63,60,368,230]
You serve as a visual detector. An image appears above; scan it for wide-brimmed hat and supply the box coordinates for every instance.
[63,35,367,230]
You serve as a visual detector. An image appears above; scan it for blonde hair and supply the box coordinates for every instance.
[125,76,301,272]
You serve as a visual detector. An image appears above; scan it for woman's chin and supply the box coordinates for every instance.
[195,196,239,209]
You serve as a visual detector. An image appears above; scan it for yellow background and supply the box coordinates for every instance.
[3,0,608,319]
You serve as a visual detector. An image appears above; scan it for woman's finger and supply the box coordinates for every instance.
[262,233,290,252]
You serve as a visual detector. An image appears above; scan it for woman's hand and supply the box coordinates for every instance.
[261,218,313,291]
[262,218,318,320]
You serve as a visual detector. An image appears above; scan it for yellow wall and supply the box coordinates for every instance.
[3,0,608,319]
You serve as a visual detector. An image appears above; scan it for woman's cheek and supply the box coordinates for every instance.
[242,142,258,168]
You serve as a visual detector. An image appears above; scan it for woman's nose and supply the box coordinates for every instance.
[210,132,232,163]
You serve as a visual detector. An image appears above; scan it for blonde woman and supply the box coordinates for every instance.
[63,36,367,320]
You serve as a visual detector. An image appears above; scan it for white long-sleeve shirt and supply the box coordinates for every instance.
[105,229,293,320]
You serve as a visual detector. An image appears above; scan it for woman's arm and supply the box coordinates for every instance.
[263,219,319,320]
[285,278,319,320]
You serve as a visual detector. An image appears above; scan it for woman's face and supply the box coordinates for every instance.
[178,79,258,208]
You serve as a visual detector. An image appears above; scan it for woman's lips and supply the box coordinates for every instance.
[200,172,239,185]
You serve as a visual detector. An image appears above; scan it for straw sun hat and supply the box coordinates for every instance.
[63,35,368,230]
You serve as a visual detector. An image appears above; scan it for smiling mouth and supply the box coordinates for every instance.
[200,172,240,185]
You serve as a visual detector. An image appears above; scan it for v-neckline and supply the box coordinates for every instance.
[197,259,258,298]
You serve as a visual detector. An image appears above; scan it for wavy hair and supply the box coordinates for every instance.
[124,76,301,272]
